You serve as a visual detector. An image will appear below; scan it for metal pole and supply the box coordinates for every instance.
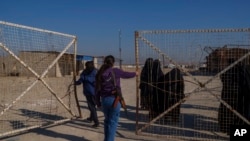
[119,29,122,69]
[134,31,139,134]
[73,38,82,118]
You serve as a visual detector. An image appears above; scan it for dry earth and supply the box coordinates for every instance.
[0,74,229,141]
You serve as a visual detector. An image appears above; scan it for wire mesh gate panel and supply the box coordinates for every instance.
[135,28,250,141]
[0,21,81,138]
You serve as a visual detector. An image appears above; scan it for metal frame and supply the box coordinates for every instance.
[135,28,250,140]
[0,21,81,138]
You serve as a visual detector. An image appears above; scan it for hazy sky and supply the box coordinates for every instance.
[1,0,250,64]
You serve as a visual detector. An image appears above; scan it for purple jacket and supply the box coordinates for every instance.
[96,67,136,107]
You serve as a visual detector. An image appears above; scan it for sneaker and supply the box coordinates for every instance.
[92,123,99,128]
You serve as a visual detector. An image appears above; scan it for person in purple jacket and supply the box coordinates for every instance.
[95,55,139,141]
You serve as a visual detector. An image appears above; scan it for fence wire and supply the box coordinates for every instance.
[0,21,80,138]
[135,28,250,141]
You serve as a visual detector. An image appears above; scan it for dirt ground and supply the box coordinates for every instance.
[0,76,183,141]
[0,74,229,141]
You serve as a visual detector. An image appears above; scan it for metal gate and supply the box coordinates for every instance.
[135,28,250,140]
[0,21,81,138]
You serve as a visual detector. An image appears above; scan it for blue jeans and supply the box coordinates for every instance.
[101,96,121,141]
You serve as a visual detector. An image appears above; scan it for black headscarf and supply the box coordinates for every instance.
[140,58,153,88]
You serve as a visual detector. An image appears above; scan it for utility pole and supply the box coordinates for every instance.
[119,29,122,69]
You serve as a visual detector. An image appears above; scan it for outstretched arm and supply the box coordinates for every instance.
[118,69,139,79]
[75,75,84,85]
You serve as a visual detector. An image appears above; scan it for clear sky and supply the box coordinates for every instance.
[1,0,250,64]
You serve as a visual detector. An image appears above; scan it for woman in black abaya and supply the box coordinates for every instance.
[139,58,153,110]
